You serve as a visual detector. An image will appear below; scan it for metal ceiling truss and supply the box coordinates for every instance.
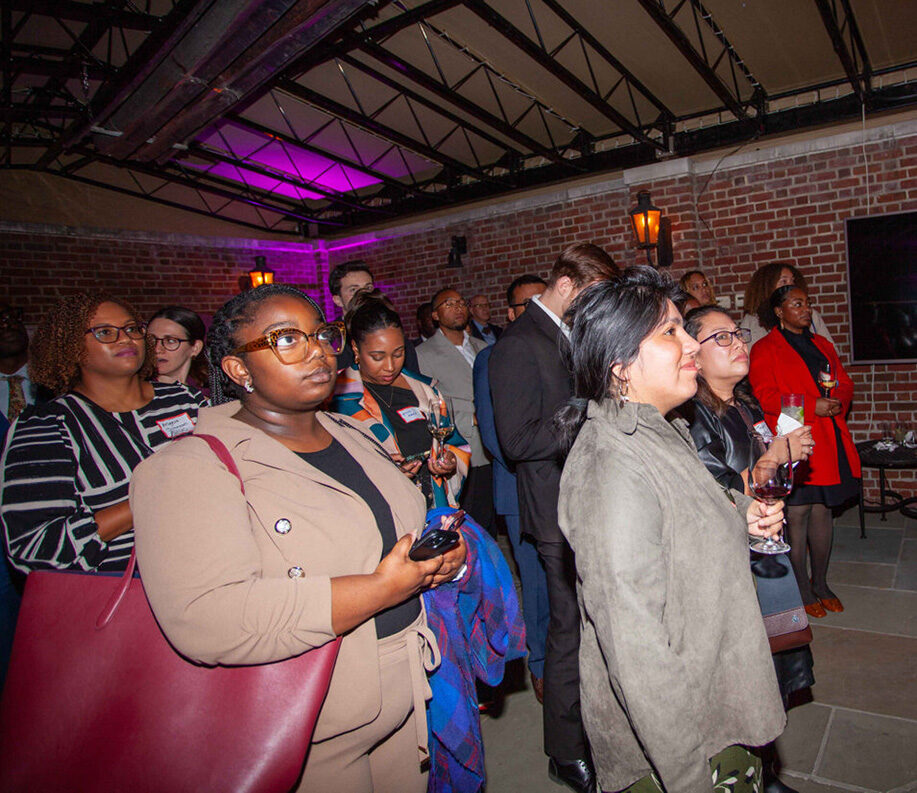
[813,0,872,106]
[1,0,913,235]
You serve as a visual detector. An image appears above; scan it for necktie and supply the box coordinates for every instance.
[4,375,26,421]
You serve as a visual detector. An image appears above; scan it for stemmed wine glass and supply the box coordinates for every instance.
[426,397,454,465]
[748,433,793,554]
[818,362,836,397]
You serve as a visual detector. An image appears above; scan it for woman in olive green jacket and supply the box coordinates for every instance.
[556,268,786,793]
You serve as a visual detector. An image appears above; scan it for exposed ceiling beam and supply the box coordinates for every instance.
[226,113,445,202]
[354,41,582,169]
[635,0,748,120]
[58,170,286,234]
[1,104,85,121]
[141,0,376,164]
[74,148,342,225]
[186,141,394,215]
[337,52,528,159]
[9,55,117,82]
[813,0,872,105]
[538,0,674,121]
[276,77,501,183]
[463,0,666,150]
[5,0,161,31]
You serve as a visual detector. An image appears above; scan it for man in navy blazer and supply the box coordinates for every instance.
[473,275,549,703]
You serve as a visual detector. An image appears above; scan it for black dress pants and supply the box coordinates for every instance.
[536,537,586,761]
[460,463,495,538]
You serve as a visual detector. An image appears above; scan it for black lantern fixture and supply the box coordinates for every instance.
[446,236,467,268]
[629,191,661,248]
[628,191,671,267]
[248,255,274,288]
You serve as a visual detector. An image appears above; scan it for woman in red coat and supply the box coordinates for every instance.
[749,285,861,619]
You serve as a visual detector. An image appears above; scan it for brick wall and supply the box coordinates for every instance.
[0,231,331,321]
[2,126,915,501]
[326,132,917,503]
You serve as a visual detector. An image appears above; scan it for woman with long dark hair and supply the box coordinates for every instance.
[555,266,786,793]
[684,304,815,793]
[749,285,860,618]
[332,291,469,508]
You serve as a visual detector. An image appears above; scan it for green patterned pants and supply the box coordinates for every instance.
[620,745,762,792]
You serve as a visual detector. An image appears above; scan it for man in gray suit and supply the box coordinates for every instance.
[416,287,493,534]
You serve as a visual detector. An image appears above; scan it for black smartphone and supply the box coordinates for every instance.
[409,510,465,561]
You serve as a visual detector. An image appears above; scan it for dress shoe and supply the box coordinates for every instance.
[804,601,826,619]
[763,768,799,793]
[548,757,596,793]
[530,672,544,705]
[819,596,844,613]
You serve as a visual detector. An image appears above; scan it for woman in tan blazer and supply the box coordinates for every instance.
[130,284,466,793]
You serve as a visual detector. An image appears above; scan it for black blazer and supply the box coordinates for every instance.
[468,322,502,343]
[488,301,570,543]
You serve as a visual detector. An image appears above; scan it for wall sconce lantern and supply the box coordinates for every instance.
[447,236,467,268]
[629,191,661,249]
[249,255,275,288]
[628,191,672,267]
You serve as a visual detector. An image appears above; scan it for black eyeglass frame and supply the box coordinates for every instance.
[698,327,753,347]
[148,334,194,352]
[85,323,147,343]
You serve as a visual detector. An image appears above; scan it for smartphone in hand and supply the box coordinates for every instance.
[409,510,465,561]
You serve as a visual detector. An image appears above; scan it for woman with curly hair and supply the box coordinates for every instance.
[0,292,207,573]
[740,262,836,345]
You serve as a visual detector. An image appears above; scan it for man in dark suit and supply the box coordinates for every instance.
[473,274,550,702]
[467,294,502,345]
[489,244,619,793]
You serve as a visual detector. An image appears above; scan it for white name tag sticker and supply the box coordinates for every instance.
[156,412,196,438]
[753,421,774,442]
[397,406,426,423]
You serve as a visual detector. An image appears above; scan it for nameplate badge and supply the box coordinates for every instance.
[156,412,196,438]
[397,406,426,423]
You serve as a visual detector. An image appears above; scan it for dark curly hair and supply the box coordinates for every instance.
[206,284,324,405]
[30,292,153,396]
[743,262,809,324]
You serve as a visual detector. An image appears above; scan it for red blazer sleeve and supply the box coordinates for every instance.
[748,334,783,430]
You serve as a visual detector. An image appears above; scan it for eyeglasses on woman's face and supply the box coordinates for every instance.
[85,323,146,343]
[698,328,752,347]
[149,334,192,351]
[232,322,346,364]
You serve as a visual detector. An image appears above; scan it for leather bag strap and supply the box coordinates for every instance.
[100,433,246,628]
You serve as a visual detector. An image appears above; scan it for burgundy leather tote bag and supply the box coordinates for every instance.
[0,434,341,793]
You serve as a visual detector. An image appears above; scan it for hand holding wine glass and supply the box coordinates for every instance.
[748,434,792,554]
[818,362,836,397]
[426,397,455,465]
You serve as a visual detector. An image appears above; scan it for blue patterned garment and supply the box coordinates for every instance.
[422,507,527,793]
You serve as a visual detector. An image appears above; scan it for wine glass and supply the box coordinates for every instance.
[426,397,454,465]
[818,363,836,397]
[748,434,792,554]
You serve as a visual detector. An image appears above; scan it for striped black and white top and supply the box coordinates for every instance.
[0,382,208,574]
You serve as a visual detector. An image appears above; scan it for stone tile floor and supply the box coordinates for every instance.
[480,507,917,792]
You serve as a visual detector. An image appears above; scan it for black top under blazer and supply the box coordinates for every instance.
[488,300,571,544]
